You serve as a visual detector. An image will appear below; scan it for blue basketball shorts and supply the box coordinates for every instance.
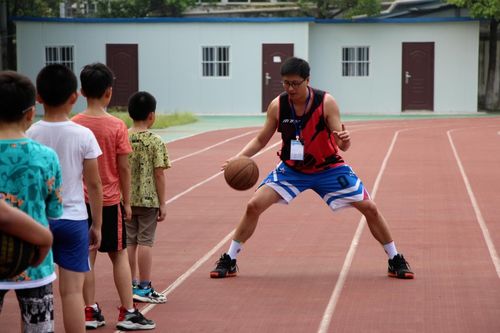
[260,162,371,211]
[49,219,90,272]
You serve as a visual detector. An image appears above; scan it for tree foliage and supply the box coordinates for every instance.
[299,0,381,19]
[95,0,196,18]
[5,0,60,17]
[448,0,500,110]
[447,0,499,20]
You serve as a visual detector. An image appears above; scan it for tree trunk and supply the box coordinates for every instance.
[484,19,499,111]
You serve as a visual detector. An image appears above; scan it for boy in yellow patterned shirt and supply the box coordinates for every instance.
[126,91,171,304]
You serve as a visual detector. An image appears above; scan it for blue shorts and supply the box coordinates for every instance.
[260,162,371,210]
[49,219,90,272]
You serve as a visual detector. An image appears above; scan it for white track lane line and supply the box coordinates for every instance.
[114,141,281,332]
[171,130,259,164]
[317,129,403,333]
[447,129,500,278]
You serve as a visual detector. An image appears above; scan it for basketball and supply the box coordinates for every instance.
[224,156,259,191]
[0,232,38,279]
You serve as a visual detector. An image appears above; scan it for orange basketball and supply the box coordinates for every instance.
[224,156,259,191]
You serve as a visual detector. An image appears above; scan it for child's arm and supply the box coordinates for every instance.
[83,158,103,251]
[117,154,132,221]
[154,168,167,222]
[0,200,53,267]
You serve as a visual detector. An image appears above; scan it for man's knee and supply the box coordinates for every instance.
[357,200,380,219]
[246,198,265,216]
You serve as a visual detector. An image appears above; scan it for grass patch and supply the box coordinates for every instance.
[108,110,198,129]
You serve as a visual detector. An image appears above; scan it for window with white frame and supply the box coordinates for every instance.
[202,46,230,77]
[342,46,369,77]
[45,46,74,71]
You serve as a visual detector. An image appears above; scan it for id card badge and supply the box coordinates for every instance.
[290,139,304,161]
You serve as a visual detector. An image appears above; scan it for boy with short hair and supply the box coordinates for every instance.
[27,64,103,333]
[0,70,63,332]
[73,63,155,330]
[126,91,170,304]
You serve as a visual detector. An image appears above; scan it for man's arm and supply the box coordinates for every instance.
[117,154,132,220]
[223,97,279,169]
[324,94,351,151]
[83,158,103,250]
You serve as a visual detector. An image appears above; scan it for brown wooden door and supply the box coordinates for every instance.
[106,44,138,107]
[402,42,434,111]
[262,44,294,112]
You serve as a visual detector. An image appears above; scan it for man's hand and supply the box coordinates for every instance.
[332,124,350,142]
[221,156,241,171]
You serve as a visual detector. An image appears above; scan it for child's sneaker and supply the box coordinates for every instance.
[133,282,167,304]
[85,303,105,329]
[116,306,156,331]
[388,254,414,279]
[210,253,238,278]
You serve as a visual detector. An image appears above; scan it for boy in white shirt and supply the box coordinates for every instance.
[27,64,103,333]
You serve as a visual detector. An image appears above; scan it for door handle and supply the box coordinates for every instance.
[265,72,271,86]
[405,71,412,84]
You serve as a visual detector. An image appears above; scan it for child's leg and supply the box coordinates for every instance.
[138,245,153,283]
[136,207,159,284]
[126,210,139,284]
[108,250,134,309]
[83,249,97,306]
[16,284,54,333]
[59,267,85,333]
[127,244,138,283]
[49,218,89,333]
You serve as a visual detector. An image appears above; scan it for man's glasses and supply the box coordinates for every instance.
[281,79,306,89]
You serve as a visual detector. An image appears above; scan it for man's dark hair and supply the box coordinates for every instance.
[80,63,114,99]
[0,71,36,123]
[280,57,310,79]
[36,64,77,107]
[128,91,157,121]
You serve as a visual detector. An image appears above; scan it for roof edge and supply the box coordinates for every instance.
[11,16,314,23]
[317,17,478,24]
[12,16,479,24]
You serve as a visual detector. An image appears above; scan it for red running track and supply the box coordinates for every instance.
[1,117,499,332]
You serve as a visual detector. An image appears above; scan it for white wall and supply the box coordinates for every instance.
[309,21,479,114]
[16,19,479,115]
[16,20,309,114]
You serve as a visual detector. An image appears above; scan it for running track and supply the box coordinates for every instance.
[1,117,500,332]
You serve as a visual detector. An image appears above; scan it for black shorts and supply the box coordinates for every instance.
[87,203,127,252]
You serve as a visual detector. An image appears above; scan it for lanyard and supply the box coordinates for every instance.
[289,87,311,140]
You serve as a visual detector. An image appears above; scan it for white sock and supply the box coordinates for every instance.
[227,240,242,259]
[91,304,99,311]
[383,241,398,259]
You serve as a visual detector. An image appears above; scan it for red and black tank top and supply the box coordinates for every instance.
[277,87,344,174]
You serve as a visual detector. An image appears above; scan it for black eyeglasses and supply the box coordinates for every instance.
[281,79,306,89]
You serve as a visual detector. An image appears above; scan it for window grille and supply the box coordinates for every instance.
[45,46,74,71]
[202,46,230,77]
[342,46,369,77]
